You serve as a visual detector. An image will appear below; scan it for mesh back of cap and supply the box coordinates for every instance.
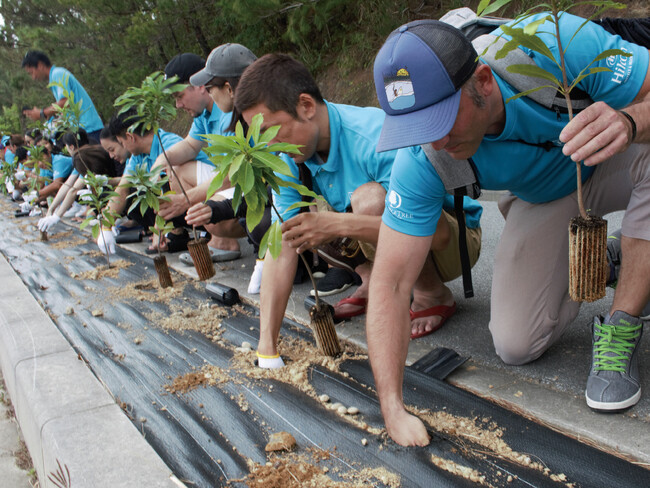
[409,20,478,89]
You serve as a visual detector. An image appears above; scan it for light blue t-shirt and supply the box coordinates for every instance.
[4,149,14,165]
[124,130,183,175]
[273,102,398,223]
[49,66,103,133]
[187,103,231,166]
[383,12,647,236]
[188,103,232,141]
[41,153,73,182]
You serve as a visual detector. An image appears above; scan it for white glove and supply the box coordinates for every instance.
[96,174,108,187]
[24,190,38,204]
[77,188,93,202]
[20,201,32,212]
[5,178,14,193]
[97,228,117,255]
[29,207,42,217]
[12,189,21,201]
[38,214,60,232]
[15,170,25,181]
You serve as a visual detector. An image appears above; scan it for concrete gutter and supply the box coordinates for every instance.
[0,255,184,488]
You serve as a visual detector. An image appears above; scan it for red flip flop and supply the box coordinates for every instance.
[409,302,457,339]
[333,297,367,320]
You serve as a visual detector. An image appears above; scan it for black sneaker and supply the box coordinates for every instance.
[586,311,643,412]
[310,267,360,297]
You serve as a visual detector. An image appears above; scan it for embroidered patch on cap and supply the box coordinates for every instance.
[384,68,415,111]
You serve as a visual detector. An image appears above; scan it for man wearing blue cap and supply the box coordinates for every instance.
[369,15,650,446]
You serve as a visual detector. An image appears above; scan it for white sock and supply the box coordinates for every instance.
[247,259,264,294]
[256,351,284,369]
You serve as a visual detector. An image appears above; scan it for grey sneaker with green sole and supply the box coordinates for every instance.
[586,311,643,412]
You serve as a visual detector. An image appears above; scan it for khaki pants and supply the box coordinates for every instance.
[490,144,650,365]
[318,201,481,280]
[433,210,482,283]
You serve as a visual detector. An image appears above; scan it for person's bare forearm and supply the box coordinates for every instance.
[153,137,203,168]
[187,179,210,205]
[333,213,381,244]
[38,179,63,199]
[365,224,435,446]
[367,263,414,418]
[55,178,85,218]
[108,176,130,217]
[47,173,79,215]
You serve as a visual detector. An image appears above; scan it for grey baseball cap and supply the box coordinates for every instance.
[190,43,257,86]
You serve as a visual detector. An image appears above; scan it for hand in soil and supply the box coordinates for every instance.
[384,407,430,447]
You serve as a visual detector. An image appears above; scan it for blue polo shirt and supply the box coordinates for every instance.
[272,102,397,223]
[49,66,103,133]
[383,12,646,237]
[124,130,211,175]
[4,149,14,165]
[41,154,73,181]
[188,103,232,167]
[188,102,232,141]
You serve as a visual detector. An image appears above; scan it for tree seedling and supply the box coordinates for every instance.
[114,72,195,234]
[114,71,215,278]
[79,171,121,268]
[124,163,175,287]
[203,113,341,356]
[0,158,17,195]
[479,0,630,300]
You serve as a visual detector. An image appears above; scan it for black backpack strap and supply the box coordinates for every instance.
[297,163,314,214]
[454,187,474,299]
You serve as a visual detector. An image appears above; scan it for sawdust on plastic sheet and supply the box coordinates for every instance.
[229,451,401,488]
[75,259,132,280]
[106,277,193,302]
[147,301,230,337]
[164,331,575,486]
[51,236,87,249]
[415,408,574,486]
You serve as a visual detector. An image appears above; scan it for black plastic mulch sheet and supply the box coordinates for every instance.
[1,205,648,488]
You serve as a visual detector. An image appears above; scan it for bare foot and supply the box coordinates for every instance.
[410,286,455,338]
[333,290,367,318]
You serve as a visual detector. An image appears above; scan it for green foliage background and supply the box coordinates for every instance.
[0,0,646,135]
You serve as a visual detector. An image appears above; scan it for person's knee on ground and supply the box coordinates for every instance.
[350,182,386,219]
[490,316,558,366]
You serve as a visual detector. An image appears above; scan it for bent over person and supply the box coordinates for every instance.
[234,54,482,369]
[22,50,104,141]
[368,14,650,446]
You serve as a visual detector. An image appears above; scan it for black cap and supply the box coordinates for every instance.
[164,53,205,83]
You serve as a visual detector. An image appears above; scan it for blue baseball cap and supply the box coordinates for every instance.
[1,135,10,146]
[374,19,478,152]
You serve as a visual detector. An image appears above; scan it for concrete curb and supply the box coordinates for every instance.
[0,254,183,488]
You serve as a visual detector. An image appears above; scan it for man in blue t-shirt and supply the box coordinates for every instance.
[370,15,650,446]
[22,51,103,141]
[234,53,482,369]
